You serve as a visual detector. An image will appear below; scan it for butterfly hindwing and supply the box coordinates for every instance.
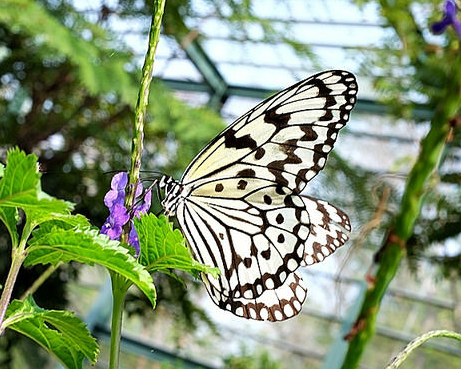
[176,179,310,299]
[203,271,308,322]
[301,196,351,266]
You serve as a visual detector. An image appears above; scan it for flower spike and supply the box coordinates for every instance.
[101,172,151,256]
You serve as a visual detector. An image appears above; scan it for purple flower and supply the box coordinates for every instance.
[101,203,130,239]
[129,226,140,253]
[431,0,461,39]
[104,172,128,209]
[101,172,151,257]
[134,185,151,217]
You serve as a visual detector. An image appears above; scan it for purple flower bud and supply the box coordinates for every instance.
[431,0,461,39]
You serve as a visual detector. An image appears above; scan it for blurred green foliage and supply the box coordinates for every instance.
[353,0,461,278]
[223,348,283,369]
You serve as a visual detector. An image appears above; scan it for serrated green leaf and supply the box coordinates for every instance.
[0,148,41,209]
[0,206,19,246]
[0,148,73,222]
[134,214,219,278]
[30,213,90,232]
[25,226,156,307]
[4,297,98,369]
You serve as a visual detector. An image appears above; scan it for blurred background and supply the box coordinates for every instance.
[1,0,461,368]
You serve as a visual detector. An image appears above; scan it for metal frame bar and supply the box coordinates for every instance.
[160,78,433,120]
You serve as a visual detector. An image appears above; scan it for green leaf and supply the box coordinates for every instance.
[0,207,19,247]
[25,226,157,307]
[4,297,98,369]
[134,214,219,278]
[0,163,4,177]
[0,148,73,220]
[0,147,41,209]
[30,213,90,231]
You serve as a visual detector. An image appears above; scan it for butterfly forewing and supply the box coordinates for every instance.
[181,70,357,192]
[163,70,357,321]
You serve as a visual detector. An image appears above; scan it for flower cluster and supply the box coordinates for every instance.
[431,0,461,39]
[101,172,151,256]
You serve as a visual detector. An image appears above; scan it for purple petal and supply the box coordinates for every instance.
[452,16,461,39]
[445,0,457,18]
[135,182,143,198]
[128,225,140,257]
[104,188,125,209]
[431,16,451,34]
[111,204,130,226]
[111,172,128,191]
[101,219,123,240]
[134,190,152,217]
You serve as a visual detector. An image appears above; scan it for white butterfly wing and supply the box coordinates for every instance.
[301,196,352,266]
[203,271,308,322]
[172,70,357,321]
[181,70,358,192]
[176,179,310,299]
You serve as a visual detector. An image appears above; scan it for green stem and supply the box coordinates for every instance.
[385,330,461,369]
[20,263,61,301]
[108,2,166,368]
[121,0,166,244]
[0,220,33,334]
[109,274,128,369]
[341,51,461,368]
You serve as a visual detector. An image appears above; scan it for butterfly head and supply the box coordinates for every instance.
[159,175,184,217]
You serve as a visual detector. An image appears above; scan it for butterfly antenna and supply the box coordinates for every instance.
[103,169,129,175]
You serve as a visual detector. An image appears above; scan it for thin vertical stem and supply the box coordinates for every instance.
[341,51,461,368]
[108,275,128,369]
[121,0,167,244]
[0,220,33,334]
[20,263,61,301]
[108,2,166,368]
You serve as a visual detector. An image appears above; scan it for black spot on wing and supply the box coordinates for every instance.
[261,248,271,260]
[276,214,284,224]
[312,77,334,96]
[255,147,265,160]
[264,108,291,127]
[224,129,257,149]
[237,180,248,190]
[237,168,256,177]
[300,126,319,141]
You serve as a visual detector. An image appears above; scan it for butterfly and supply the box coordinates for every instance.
[158,70,357,321]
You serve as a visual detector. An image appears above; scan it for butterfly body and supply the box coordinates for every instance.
[159,70,357,321]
